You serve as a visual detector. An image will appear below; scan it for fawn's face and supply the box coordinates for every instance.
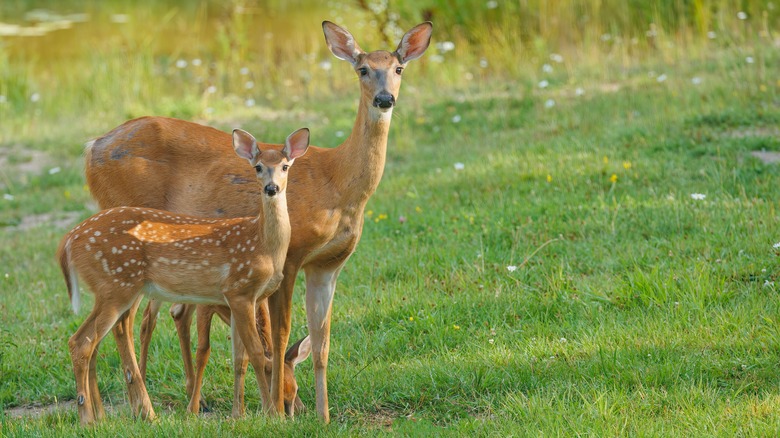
[251,150,292,197]
[232,128,310,196]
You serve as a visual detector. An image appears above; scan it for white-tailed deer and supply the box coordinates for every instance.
[84,21,432,422]
[58,128,310,424]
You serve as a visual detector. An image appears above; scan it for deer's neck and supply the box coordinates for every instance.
[335,100,392,204]
[259,195,291,266]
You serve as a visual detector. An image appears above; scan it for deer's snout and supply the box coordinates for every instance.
[264,183,280,197]
[373,92,395,109]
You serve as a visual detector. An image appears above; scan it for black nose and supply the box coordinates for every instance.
[373,92,395,109]
[264,184,279,196]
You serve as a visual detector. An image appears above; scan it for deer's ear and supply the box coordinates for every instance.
[323,21,364,66]
[233,129,259,162]
[285,335,312,368]
[395,22,433,64]
[283,128,310,162]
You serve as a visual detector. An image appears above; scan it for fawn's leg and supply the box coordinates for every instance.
[69,302,121,425]
[227,295,274,416]
[113,297,155,420]
[138,299,162,381]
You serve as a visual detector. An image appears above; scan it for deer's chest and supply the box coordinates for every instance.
[294,208,363,268]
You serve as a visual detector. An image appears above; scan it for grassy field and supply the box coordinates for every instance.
[3,0,780,436]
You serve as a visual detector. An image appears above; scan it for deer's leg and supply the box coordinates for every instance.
[112,296,155,420]
[268,264,301,417]
[171,303,196,399]
[303,265,342,424]
[188,305,214,414]
[87,337,105,420]
[231,322,248,418]
[208,305,248,418]
[68,302,121,425]
[226,295,274,416]
[138,299,162,382]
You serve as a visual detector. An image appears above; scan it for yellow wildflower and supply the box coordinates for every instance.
[623,161,632,170]
[609,174,618,183]
[546,174,552,183]
[603,156,609,164]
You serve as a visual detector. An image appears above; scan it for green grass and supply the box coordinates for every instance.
[3,0,780,436]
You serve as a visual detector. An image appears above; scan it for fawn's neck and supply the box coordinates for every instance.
[259,194,291,266]
[335,99,392,204]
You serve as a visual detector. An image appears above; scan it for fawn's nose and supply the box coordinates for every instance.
[264,184,280,197]
[373,92,395,109]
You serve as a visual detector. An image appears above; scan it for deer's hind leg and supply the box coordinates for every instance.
[112,295,156,420]
[69,300,123,425]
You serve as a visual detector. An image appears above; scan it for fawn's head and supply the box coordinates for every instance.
[323,21,433,118]
[263,335,312,417]
[233,128,310,197]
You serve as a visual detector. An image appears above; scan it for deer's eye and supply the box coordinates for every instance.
[282,164,289,172]
[395,67,403,75]
[358,67,368,76]
[254,165,263,172]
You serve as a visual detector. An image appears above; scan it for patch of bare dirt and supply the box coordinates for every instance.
[4,400,76,419]
[0,147,51,176]
[750,150,780,164]
[724,127,780,139]
[3,212,81,231]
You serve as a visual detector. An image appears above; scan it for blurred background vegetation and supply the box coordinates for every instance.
[0,0,777,143]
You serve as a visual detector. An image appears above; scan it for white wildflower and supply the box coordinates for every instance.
[48,167,61,175]
[544,99,555,108]
[486,0,498,9]
[737,11,748,20]
[542,63,553,73]
[175,59,187,69]
[454,162,465,171]
[538,80,549,88]
[452,114,462,123]
[506,265,518,272]
[691,193,706,200]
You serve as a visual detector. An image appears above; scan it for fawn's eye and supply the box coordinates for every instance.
[395,67,403,75]
[254,165,263,172]
[282,164,289,172]
[358,67,368,76]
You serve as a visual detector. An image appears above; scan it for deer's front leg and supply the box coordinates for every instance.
[227,294,274,416]
[304,265,342,424]
[268,267,298,416]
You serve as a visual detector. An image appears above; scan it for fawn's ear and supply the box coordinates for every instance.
[282,128,310,162]
[233,129,260,162]
[285,335,312,368]
[323,21,364,66]
[395,22,433,64]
